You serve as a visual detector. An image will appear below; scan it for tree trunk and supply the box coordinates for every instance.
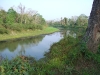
[83,0,100,53]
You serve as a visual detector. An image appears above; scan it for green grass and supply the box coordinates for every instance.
[0,26,100,75]
[1,36,100,75]
[0,27,59,41]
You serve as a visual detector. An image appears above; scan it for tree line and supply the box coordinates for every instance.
[47,14,88,28]
[0,3,46,34]
[0,3,89,34]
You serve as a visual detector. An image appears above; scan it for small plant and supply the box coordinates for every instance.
[0,56,36,75]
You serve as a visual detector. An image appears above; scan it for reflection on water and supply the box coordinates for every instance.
[0,32,63,60]
[0,30,76,60]
[60,30,76,38]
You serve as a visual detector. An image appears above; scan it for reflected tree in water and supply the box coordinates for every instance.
[0,35,44,53]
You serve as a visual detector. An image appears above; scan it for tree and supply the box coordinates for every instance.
[26,9,37,24]
[60,17,68,26]
[83,0,100,53]
[64,17,67,25]
[34,13,46,25]
[61,17,63,25]
[76,14,88,26]
[18,3,25,24]
[68,17,76,26]
[0,9,7,24]
[6,7,17,24]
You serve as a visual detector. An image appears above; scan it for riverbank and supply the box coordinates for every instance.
[0,27,59,42]
[1,36,100,75]
[0,26,100,75]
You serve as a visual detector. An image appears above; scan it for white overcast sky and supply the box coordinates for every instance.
[0,0,93,20]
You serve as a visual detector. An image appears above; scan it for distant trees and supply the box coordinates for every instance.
[0,4,46,34]
[64,17,67,25]
[48,14,88,27]
[76,14,88,26]
[68,14,88,27]
[61,17,68,26]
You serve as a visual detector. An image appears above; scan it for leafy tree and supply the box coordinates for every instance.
[6,7,17,24]
[76,14,88,26]
[68,18,75,26]
[0,9,7,24]
[34,14,46,25]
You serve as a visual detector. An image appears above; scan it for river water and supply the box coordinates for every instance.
[0,31,76,60]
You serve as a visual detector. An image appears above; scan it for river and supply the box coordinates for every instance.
[0,31,76,60]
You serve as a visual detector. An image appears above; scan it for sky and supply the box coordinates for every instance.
[0,0,93,20]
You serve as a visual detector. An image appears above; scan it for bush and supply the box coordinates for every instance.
[35,25,43,30]
[2,23,44,32]
[6,24,21,31]
[38,25,43,30]
[0,56,36,75]
[0,28,9,34]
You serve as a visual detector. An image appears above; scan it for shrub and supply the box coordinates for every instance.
[0,28,9,34]
[0,56,36,75]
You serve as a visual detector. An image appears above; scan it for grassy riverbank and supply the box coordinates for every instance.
[1,36,100,75]
[0,27,100,75]
[0,27,59,41]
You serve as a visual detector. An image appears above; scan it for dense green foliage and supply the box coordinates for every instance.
[0,4,46,34]
[0,26,100,75]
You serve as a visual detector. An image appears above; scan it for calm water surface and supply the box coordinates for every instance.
[0,32,64,60]
[0,31,76,60]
